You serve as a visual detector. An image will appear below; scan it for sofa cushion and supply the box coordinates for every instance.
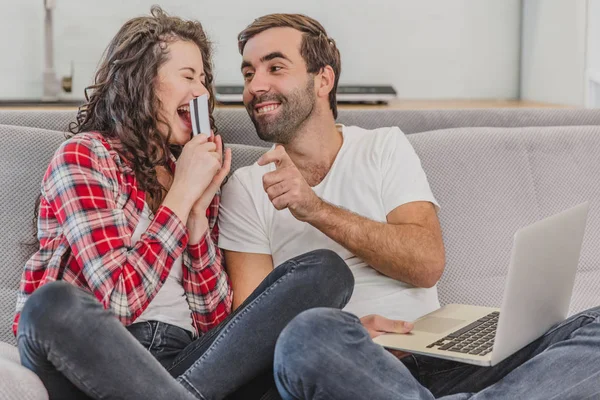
[0,125,66,345]
[225,143,267,177]
[0,340,48,400]
[214,108,600,147]
[3,108,600,147]
[0,356,48,400]
[0,340,20,363]
[410,125,600,314]
[334,108,600,134]
[0,110,75,132]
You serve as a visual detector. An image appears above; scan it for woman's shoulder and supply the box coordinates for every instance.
[52,132,126,171]
[57,131,109,153]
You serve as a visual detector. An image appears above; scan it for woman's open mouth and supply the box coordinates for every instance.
[177,104,192,131]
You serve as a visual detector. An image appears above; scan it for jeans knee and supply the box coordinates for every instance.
[19,281,90,336]
[276,308,357,365]
[275,308,331,381]
[275,308,365,394]
[297,249,355,308]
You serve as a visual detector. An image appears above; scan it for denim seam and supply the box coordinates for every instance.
[178,259,300,378]
[574,311,600,321]
[148,321,160,351]
[546,370,600,400]
[408,354,429,385]
[18,334,103,399]
[542,313,598,339]
[169,316,225,371]
[177,376,207,400]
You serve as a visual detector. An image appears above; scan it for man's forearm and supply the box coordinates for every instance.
[306,201,444,287]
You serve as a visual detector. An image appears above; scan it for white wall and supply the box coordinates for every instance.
[0,0,521,101]
[586,0,600,107]
[588,0,600,72]
[521,0,588,106]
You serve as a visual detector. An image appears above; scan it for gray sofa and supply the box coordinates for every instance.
[2,108,600,398]
[4,107,600,147]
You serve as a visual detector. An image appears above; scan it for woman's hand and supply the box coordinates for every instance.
[162,134,221,223]
[190,134,232,217]
[187,134,232,244]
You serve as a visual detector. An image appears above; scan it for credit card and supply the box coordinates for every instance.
[189,94,211,137]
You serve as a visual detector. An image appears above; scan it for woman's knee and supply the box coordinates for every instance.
[19,281,93,334]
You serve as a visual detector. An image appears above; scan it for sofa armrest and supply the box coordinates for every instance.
[0,341,48,400]
[0,340,20,364]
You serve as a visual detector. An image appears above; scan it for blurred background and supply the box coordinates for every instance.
[1,0,599,109]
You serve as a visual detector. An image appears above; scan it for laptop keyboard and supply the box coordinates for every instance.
[426,311,499,356]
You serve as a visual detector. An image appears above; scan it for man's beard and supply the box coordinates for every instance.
[246,78,316,144]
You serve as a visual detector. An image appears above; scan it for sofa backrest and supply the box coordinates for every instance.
[412,126,600,316]
[3,108,600,147]
[2,119,600,345]
[0,125,66,344]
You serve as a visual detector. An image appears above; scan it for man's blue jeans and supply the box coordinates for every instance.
[17,249,354,400]
[274,307,600,399]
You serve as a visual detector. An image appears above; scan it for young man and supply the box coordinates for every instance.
[221,12,444,332]
[219,13,600,400]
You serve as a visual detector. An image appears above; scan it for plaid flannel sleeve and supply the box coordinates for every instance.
[42,137,188,324]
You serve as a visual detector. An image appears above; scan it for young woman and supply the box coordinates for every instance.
[14,7,353,400]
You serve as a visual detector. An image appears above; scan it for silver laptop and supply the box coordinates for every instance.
[374,202,589,367]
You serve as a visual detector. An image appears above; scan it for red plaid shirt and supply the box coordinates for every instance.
[14,132,232,336]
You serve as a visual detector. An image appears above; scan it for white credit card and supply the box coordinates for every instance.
[189,94,211,137]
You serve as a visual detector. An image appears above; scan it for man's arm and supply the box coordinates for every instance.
[224,250,274,309]
[258,145,445,289]
[218,170,275,310]
[307,200,444,288]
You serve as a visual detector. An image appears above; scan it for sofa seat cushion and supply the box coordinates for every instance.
[0,341,48,400]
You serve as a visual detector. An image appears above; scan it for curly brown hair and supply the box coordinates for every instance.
[237,14,341,119]
[71,5,217,210]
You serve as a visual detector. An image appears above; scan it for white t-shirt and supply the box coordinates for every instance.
[134,204,194,333]
[219,125,440,322]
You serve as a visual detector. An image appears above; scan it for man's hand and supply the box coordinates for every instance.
[257,145,323,222]
[360,314,414,339]
[361,314,414,359]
